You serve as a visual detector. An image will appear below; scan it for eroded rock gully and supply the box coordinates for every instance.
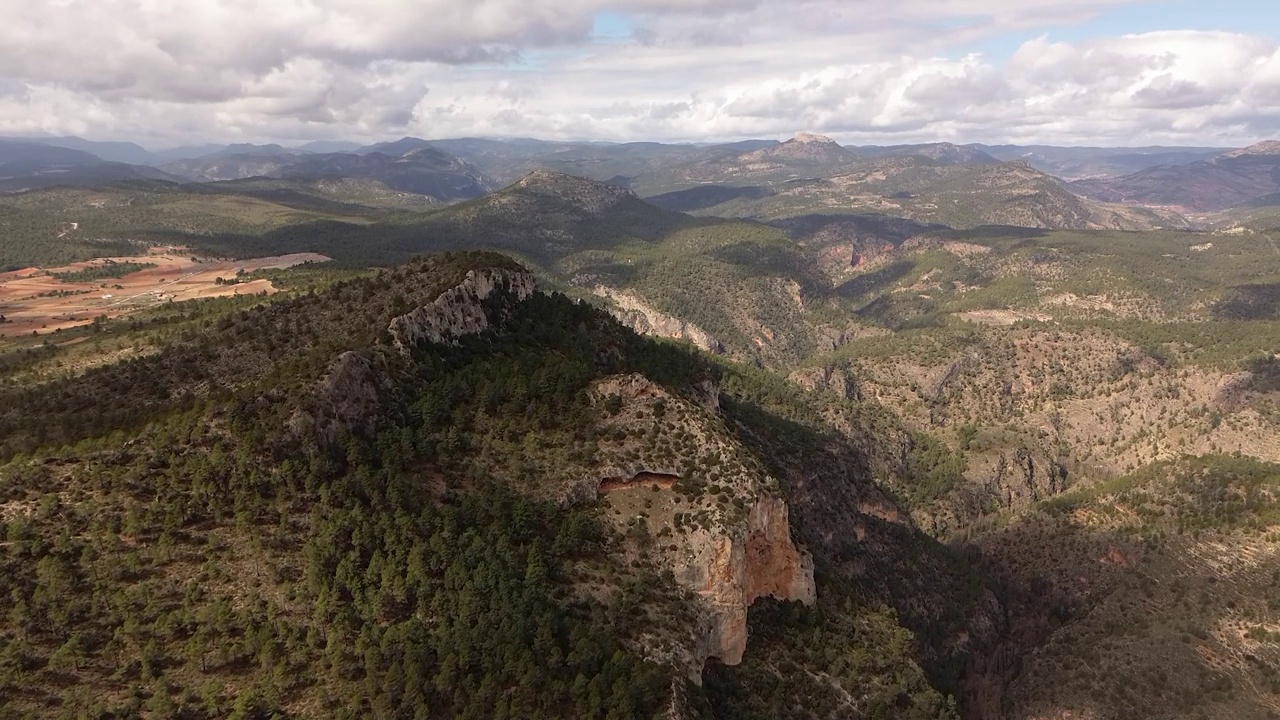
[599,471,680,493]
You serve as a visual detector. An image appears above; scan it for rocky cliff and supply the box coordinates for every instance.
[588,373,815,675]
[297,265,535,441]
[327,274,811,679]
[388,268,535,351]
[682,497,816,666]
[788,364,861,400]
[592,286,724,355]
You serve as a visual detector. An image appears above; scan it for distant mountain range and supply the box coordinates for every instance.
[646,151,1182,231]
[0,137,496,202]
[855,142,1000,165]
[1072,141,1280,212]
[0,138,178,192]
[977,144,1227,180]
[1,133,1277,226]
[160,143,495,200]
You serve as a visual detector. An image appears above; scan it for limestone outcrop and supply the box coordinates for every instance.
[588,373,814,675]
[1213,371,1255,410]
[316,351,381,435]
[293,267,535,441]
[592,286,724,355]
[388,268,535,352]
[682,497,816,666]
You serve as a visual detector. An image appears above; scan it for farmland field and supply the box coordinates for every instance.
[0,250,329,336]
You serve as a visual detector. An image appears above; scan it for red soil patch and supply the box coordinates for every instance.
[0,251,330,337]
[599,471,679,493]
[0,268,40,282]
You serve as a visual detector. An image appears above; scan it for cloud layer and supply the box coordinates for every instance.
[0,0,1276,146]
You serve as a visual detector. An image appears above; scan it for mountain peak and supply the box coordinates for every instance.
[514,168,589,188]
[791,132,838,145]
[739,133,856,165]
[357,136,434,156]
[1221,140,1280,159]
[908,142,1000,164]
[515,168,628,189]
[401,145,451,160]
[506,169,636,212]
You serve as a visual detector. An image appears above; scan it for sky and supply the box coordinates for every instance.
[0,0,1277,148]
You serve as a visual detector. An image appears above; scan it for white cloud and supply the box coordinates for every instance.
[0,0,1275,146]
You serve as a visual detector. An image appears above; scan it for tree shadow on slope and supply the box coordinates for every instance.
[1214,282,1280,320]
[715,370,999,705]
[834,260,917,300]
[708,240,821,288]
[771,213,947,245]
[644,185,774,212]
[701,595,960,720]
[965,455,1280,720]
[855,293,945,330]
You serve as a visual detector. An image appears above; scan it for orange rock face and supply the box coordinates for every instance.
[681,497,816,668]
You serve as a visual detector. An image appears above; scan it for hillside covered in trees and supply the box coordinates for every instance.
[2,169,1280,720]
[0,251,987,718]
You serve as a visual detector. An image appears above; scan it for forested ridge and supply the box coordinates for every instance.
[4,169,1279,720]
[0,250,967,718]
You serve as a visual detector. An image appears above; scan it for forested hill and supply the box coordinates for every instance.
[6,174,1280,719]
[0,250,988,718]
